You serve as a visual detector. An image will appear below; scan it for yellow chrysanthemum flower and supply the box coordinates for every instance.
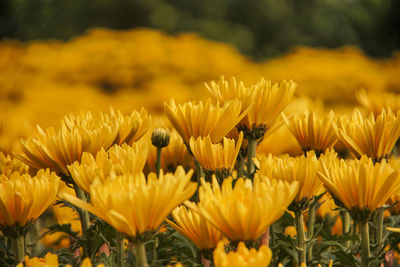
[16,252,59,267]
[166,203,225,250]
[317,156,400,217]
[16,111,118,177]
[0,169,60,231]
[282,111,338,154]
[61,166,197,239]
[213,241,272,267]
[0,152,29,176]
[189,132,243,174]
[254,152,322,204]
[186,176,298,241]
[278,260,333,267]
[101,107,151,145]
[357,89,400,116]
[68,142,148,193]
[147,129,193,172]
[336,108,400,161]
[206,76,296,139]
[164,98,248,145]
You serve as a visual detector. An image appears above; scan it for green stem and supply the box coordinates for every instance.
[116,231,125,267]
[360,220,371,267]
[73,184,91,257]
[341,210,351,235]
[155,147,162,177]
[246,138,257,179]
[306,202,317,262]
[135,242,149,267]
[374,207,384,254]
[236,153,245,178]
[294,210,306,265]
[14,235,25,263]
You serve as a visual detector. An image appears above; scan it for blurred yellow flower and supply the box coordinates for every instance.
[213,241,272,267]
[61,166,197,239]
[16,111,118,177]
[282,110,338,154]
[164,98,247,145]
[102,107,151,145]
[336,108,400,161]
[68,142,148,193]
[0,152,29,176]
[16,252,58,267]
[318,156,400,216]
[0,169,59,231]
[166,203,225,250]
[357,89,400,116]
[254,152,322,203]
[186,176,298,241]
[189,132,243,173]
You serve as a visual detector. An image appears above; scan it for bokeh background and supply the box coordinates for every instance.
[1,0,400,154]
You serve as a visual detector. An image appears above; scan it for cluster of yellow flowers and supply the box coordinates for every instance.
[2,28,400,267]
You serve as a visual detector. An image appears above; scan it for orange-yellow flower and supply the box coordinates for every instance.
[206,76,296,138]
[68,142,148,193]
[356,89,400,116]
[16,252,59,267]
[189,132,243,173]
[0,152,29,176]
[186,176,298,241]
[164,98,248,145]
[336,108,400,161]
[61,166,197,239]
[213,241,272,267]
[318,156,400,214]
[0,170,59,231]
[282,110,338,154]
[166,203,225,250]
[254,151,322,203]
[16,111,118,177]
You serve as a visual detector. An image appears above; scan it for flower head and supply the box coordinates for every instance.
[213,241,272,267]
[318,156,400,219]
[101,107,151,145]
[356,89,400,116]
[0,152,29,176]
[164,98,247,145]
[15,111,118,177]
[283,110,338,154]
[16,252,58,267]
[61,166,197,240]
[68,142,148,193]
[186,176,298,241]
[336,108,400,161]
[255,151,323,204]
[166,203,225,250]
[206,76,296,139]
[189,132,243,173]
[0,169,60,235]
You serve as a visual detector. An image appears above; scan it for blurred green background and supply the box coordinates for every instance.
[0,0,399,60]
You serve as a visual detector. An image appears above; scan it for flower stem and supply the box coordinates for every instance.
[294,210,306,265]
[360,220,371,267]
[306,201,317,262]
[373,207,384,254]
[73,184,91,257]
[135,242,149,267]
[14,235,25,263]
[246,138,257,178]
[155,147,162,177]
[116,231,125,267]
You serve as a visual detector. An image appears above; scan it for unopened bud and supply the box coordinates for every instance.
[151,128,170,148]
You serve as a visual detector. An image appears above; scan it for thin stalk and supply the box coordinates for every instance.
[340,210,352,248]
[14,235,25,263]
[246,138,257,179]
[155,147,162,177]
[73,184,91,257]
[135,242,149,267]
[116,231,125,267]
[360,220,371,267]
[294,210,306,265]
[374,207,384,254]
[306,202,317,262]
[236,153,245,178]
